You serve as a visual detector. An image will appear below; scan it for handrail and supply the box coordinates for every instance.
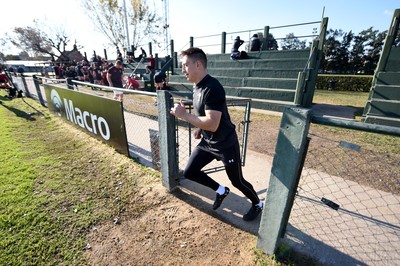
[311,115,400,137]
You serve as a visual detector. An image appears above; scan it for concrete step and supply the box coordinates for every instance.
[173,68,302,79]
[168,75,297,89]
[168,82,296,102]
[370,84,400,100]
[224,86,295,101]
[207,49,310,61]
[385,47,400,72]
[363,115,400,127]
[207,58,308,69]
[376,72,400,86]
[364,99,400,118]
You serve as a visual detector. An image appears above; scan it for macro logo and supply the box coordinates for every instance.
[50,89,63,116]
[50,89,111,141]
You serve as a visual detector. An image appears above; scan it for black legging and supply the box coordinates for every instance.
[184,141,260,205]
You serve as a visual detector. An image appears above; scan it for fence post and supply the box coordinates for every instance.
[66,78,74,90]
[20,75,31,98]
[148,42,153,56]
[32,75,46,106]
[221,32,227,54]
[157,90,179,191]
[190,36,194,48]
[257,107,311,255]
[104,48,108,60]
[263,26,270,50]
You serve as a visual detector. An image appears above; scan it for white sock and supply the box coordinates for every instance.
[256,201,263,208]
[216,185,226,195]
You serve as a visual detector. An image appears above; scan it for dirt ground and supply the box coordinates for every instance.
[82,91,399,265]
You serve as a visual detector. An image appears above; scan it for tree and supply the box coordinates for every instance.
[351,27,386,74]
[280,33,307,50]
[81,0,162,54]
[9,21,74,62]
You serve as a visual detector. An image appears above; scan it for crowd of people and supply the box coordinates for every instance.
[52,55,114,86]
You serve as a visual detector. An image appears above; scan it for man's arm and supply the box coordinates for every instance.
[107,73,113,87]
[170,102,221,132]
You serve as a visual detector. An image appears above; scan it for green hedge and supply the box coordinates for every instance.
[316,74,373,92]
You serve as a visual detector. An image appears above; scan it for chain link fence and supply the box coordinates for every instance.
[287,128,400,265]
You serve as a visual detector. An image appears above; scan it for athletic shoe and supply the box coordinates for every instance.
[243,204,263,221]
[212,187,230,210]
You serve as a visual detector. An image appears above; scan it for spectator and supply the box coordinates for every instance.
[125,74,141,90]
[107,60,124,102]
[231,36,244,53]
[146,54,155,74]
[138,47,147,61]
[154,70,169,90]
[249,34,261,51]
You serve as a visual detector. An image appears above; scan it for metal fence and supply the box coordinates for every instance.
[257,108,400,265]
[287,129,400,265]
[172,97,252,176]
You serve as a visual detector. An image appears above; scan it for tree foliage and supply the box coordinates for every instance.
[281,33,307,50]
[8,21,73,61]
[81,0,162,52]
[321,27,387,74]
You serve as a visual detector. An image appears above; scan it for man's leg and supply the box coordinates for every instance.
[184,146,230,210]
[222,142,263,221]
[184,147,218,190]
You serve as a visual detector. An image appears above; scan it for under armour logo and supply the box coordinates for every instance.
[228,159,235,163]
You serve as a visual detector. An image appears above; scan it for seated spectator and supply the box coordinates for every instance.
[250,34,262,51]
[154,71,169,90]
[231,36,244,53]
[125,74,141,90]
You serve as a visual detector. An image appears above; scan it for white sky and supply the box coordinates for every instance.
[1,0,398,58]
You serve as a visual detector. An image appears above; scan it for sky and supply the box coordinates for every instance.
[0,0,399,59]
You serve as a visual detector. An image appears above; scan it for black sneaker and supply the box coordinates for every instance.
[243,204,263,221]
[212,187,230,210]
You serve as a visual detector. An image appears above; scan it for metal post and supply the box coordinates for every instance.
[170,39,174,59]
[257,107,311,255]
[190,37,194,48]
[148,42,153,56]
[221,32,227,54]
[263,26,270,50]
[32,75,46,106]
[20,75,31,98]
[104,49,108,60]
[157,90,179,191]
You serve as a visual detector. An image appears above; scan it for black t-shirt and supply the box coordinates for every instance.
[108,66,123,88]
[193,74,236,150]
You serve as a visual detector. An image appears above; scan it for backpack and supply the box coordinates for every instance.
[239,51,248,59]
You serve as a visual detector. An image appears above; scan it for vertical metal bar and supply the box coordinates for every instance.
[241,100,251,166]
[32,75,46,107]
[221,32,227,54]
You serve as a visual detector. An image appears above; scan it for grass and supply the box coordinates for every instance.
[313,89,369,108]
[0,92,159,265]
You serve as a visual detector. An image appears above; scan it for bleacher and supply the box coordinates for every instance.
[167,18,328,112]
[362,9,400,127]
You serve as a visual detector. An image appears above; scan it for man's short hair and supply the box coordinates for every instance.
[116,60,123,66]
[181,47,207,68]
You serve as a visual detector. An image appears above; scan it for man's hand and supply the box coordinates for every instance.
[170,101,186,119]
[193,128,202,139]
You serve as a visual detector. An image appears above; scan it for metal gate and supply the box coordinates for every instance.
[174,98,252,174]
